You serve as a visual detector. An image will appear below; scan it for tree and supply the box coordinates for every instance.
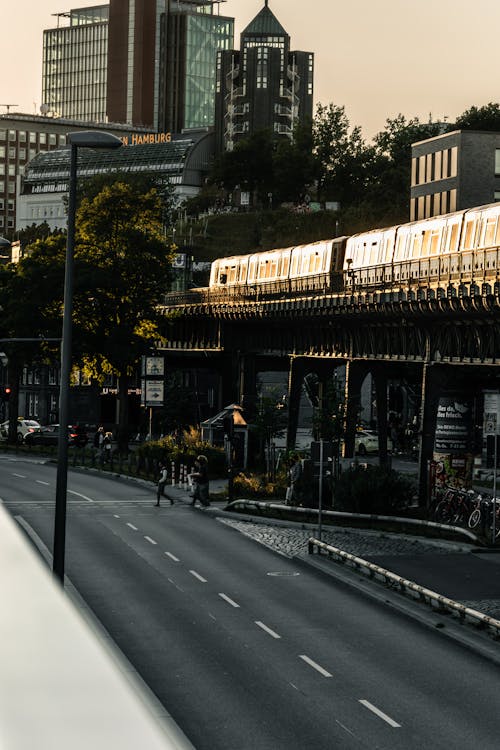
[0,234,66,442]
[71,180,175,451]
[212,130,275,206]
[455,103,500,131]
[312,103,375,206]
[272,119,317,204]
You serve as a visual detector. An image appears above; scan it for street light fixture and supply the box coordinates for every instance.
[53,131,122,585]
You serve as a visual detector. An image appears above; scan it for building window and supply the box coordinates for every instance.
[433,193,441,215]
[39,133,47,145]
[494,191,500,201]
[0,130,6,141]
[27,393,39,419]
[30,133,37,144]
[8,130,16,142]
[495,149,500,176]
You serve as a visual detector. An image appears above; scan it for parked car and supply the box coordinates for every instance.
[0,418,42,443]
[24,424,89,447]
[355,429,379,456]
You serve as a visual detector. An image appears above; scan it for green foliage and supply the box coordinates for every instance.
[334,465,415,515]
[455,103,500,131]
[136,428,226,476]
[233,471,286,500]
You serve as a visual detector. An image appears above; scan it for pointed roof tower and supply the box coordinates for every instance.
[242,1,288,37]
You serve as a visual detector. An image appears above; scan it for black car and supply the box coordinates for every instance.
[24,424,88,447]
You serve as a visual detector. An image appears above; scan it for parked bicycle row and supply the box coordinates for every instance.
[432,486,500,540]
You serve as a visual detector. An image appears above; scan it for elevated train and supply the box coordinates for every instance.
[173,202,500,304]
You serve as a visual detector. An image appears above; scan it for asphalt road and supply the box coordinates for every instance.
[2,455,500,749]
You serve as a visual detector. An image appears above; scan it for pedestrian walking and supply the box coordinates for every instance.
[189,455,210,507]
[103,431,113,463]
[156,462,172,506]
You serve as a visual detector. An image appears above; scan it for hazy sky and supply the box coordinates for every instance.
[4,0,500,141]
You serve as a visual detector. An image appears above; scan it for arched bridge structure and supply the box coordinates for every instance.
[159,285,500,505]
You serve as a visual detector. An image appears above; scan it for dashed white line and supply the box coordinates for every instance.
[298,655,332,677]
[144,536,157,545]
[189,570,207,582]
[359,700,401,728]
[126,523,138,531]
[36,480,49,486]
[165,551,180,562]
[68,489,94,502]
[12,473,26,478]
[113,514,120,518]
[255,620,281,639]
[218,593,240,608]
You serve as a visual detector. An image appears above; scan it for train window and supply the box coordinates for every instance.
[463,220,475,249]
[484,218,496,247]
[228,266,238,283]
[282,256,290,276]
[495,221,500,246]
[239,264,248,283]
[429,230,441,255]
[448,223,459,252]
[422,231,431,256]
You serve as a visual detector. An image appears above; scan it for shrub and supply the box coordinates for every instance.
[233,472,286,501]
[136,428,226,476]
[334,465,415,515]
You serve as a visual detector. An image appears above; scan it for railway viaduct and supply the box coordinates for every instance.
[159,284,500,504]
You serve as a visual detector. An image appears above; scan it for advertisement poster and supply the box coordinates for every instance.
[433,395,474,490]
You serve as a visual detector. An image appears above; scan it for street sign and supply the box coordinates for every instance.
[484,392,500,436]
[145,357,164,376]
[144,380,164,407]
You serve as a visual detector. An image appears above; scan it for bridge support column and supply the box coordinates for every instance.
[287,356,306,451]
[344,360,370,458]
[373,366,389,467]
[418,363,444,508]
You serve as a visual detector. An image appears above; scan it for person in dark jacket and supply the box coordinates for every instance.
[189,455,210,507]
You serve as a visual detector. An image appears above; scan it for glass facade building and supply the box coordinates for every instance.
[159,4,233,132]
[42,6,109,122]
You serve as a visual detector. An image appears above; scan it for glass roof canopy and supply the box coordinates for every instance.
[24,138,197,184]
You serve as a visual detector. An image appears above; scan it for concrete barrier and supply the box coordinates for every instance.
[308,537,500,637]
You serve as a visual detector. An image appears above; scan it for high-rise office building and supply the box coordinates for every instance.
[42,6,109,121]
[215,1,314,153]
[106,0,233,130]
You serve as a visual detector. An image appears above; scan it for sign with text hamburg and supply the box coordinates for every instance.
[144,380,164,407]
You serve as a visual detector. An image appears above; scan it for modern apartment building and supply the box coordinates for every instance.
[214,1,314,153]
[106,0,233,130]
[42,5,109,122]
[410,130,500,220]
[0,112,151,236]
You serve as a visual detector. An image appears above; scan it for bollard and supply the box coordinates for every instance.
[171,460,175,485]
[178,464,184,488]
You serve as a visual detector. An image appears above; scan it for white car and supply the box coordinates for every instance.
[355,429,379,456]
[0,418,42,443]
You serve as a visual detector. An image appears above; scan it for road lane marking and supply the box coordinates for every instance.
[126,523,138,531]
[12,473,26,478]
[113,514,120,518]
[168,578,184,592]
[144,536,157,545]
[68,489,94,503]
[298,655,332,677]
[165,552,180,562]
[359,700,401,728]
[189,570,207,582]
[36,480,49,486]
[218,593,240,608]
[255,621,281,639]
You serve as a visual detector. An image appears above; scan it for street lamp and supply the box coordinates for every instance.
[53,131,122,584]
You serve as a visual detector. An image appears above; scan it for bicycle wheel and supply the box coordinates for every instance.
[434,500,452,524]
[468,508,481,529]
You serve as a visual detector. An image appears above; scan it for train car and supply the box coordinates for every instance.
[344,227,398,290]
[459,203,500,286]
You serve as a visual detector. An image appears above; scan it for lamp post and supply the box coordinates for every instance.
[53,131,122,584]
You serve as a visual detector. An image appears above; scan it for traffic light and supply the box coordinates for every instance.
[1,386,11,402]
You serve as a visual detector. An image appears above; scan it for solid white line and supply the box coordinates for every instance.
[218,593,240,608]
[298,655,332,677]
[189,570,207,582]
[165,551,180,562]
[68,489,94,503]
[359,700,401,728]
[36,480,49,486]
[12,473,26,478]
[255,621,281,639]
[126,523,138,531]
[144,536,157,545]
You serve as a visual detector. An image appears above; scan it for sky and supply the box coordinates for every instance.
[3,0,500,142]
